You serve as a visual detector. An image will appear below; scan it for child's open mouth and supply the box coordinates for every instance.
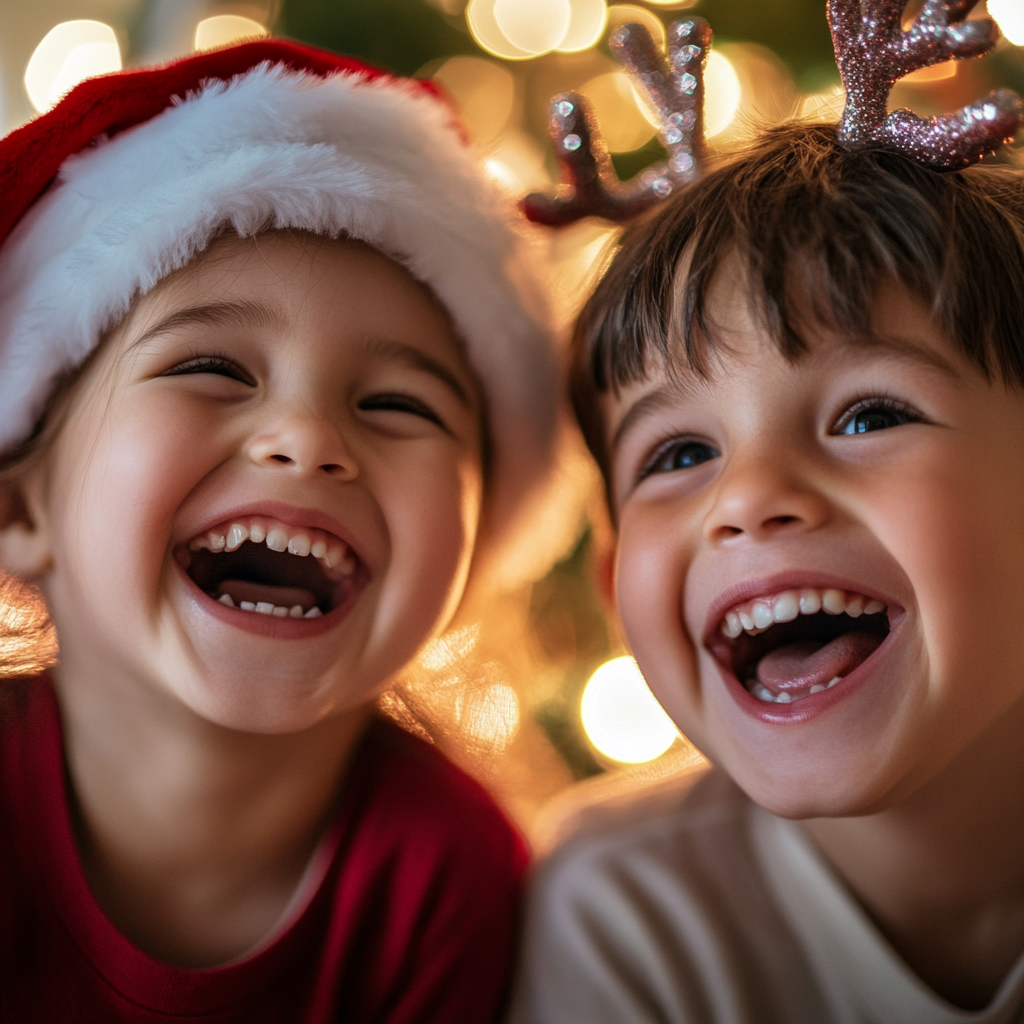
[711,588,891,705]
[181,516,363,619]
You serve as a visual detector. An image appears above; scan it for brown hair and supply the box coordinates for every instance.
[570,122,1024,478]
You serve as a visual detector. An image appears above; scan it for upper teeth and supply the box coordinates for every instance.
[721,588,886,639]
[189,516,356,575]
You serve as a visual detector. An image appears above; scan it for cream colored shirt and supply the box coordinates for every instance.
[510,768,1024,1024]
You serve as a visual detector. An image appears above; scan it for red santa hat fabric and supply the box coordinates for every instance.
[0,40,569,585]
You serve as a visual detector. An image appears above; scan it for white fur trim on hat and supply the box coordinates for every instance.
[0,62,568,584]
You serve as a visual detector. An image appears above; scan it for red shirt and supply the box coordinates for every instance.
[0,678,527,1023]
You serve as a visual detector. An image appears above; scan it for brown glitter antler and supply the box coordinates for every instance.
[828,0,1024,169]
[524,18,711,226]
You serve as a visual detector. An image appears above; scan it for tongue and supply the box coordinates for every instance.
[217,580,318,610]
[756,631,883,694]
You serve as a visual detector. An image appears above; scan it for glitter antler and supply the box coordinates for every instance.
[829,0,1024,169]
[524,18,711,226]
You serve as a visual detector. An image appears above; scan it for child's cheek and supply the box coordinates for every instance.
[52,389,220,630]
[615,499,706,744]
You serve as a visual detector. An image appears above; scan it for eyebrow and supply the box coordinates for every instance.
[128,300,284,351]
[610,374,709,456]
[363,338,473,408]
[852,331,962,379]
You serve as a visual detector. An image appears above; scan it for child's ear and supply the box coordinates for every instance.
[0,478,52,577]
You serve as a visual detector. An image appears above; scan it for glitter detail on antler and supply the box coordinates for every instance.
[524,18,711,226]
[828,0,1024,170]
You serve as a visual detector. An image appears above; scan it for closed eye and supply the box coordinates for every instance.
[162,354,256,387]
[833,397,922,435]
[358,393,446,429]
[641,437,720,480]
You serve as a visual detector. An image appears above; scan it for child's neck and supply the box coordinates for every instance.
[52,660,372,968]
[805,694,1024,1011]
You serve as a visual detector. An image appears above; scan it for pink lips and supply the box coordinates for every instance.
[176,500,368,639]
[703,571,903,724]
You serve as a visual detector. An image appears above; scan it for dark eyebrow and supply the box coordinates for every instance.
[610,372,709,456]
[129,300,283,351]
[364,338,473,408]
[854,332,962,379]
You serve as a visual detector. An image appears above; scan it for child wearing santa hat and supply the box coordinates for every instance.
[0,38,566,1023]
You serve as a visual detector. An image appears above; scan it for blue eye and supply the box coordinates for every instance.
[836,398,920,435]
[645,439,720,477]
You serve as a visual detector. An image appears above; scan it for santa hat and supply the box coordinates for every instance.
[0,40,572,586]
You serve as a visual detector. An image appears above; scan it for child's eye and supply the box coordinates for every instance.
[163,355,256,386]
[358,393,445,429]
[643,438,720,478]
[834,397,921,435]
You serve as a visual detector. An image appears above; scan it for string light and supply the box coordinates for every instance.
[466,0,535,60]
[432,56,515,147]
[704,51,742,137]
[194,15,268,52]
[580,656,678,764]
[24,21,121,114]
[557,0,609,53]
[581,71,657,152]
[989,0,1024,47]
[493,0,572,54]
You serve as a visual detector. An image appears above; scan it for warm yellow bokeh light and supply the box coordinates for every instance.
[493,0,572,54]
[704,51,742,137]
[581,71,657,152]
[904,61,957,83]
[990,0,1024,46]
[605,5,666,50]
[194,15,268,52]
[466,0,535,60]
[581,656,678,764]
[25,21,122,114]
[557,0,608,53]
[433,56,515,147]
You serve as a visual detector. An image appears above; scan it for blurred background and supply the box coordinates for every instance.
[1,0,1022,835]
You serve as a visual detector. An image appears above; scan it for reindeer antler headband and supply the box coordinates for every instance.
[526,1,1024,227]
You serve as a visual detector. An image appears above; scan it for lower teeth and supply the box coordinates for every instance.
[749,675,841,704]
[216,593,322,618]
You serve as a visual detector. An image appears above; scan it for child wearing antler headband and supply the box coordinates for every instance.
[514,2,1024,1021]
[0,38,570,1023]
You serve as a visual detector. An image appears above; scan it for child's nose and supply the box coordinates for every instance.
[247,413,358,480]
[701,452,828,545]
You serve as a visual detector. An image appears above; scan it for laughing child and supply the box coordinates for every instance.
[0,40,566,1023]
[513,1,1024,1020]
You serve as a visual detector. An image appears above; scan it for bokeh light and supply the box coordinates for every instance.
[433,56,515,147]
[195,15,268,52]
[704,51,742,137]
[581,656,678,764]
[466,0,535,60]
[581,71,657,152]
[24,21,121,114]
[493,0,571,55]
[904,61,956,83]
[990,0,1024,46]
[557,0,608,54]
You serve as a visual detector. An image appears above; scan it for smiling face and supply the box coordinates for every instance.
[605,277,1024,819]
[13,232,484,732]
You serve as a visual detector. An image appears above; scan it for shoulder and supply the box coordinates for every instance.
[532,764,755,920]
[511,766,824,1024]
